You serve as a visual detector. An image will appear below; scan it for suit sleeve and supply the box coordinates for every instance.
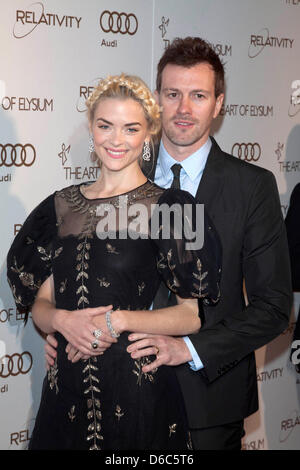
[188,170,292,383]
[285,183,300,350]
[285,183,300,291]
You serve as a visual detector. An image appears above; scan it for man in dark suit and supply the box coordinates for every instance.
[45,37,292,450]
[125,37,292,450]
[285,183,300,372]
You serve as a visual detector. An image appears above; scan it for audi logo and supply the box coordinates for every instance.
[100,10,138,35]
[0,143,36,167]
[231,142,261,162]
[0,352,33,378]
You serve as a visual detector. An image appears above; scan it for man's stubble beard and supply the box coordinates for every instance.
[163,120,205,148]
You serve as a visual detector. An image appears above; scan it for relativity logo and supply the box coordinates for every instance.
[248,28,294,58]
[279,410,300,443]
[76,79,102,113]
[13,2,82,39]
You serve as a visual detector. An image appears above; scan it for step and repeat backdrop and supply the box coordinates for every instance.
[1,0,300,450]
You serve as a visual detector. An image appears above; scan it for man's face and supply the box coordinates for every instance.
[156,63,224,159]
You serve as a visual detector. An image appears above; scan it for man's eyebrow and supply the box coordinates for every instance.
[162,87,180,93]
[162,87,211,94]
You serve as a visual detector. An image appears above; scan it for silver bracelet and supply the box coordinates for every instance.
[105,310,120,338]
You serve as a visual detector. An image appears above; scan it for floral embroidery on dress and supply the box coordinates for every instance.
[48,357,59,394]
[68,405,76,422]
[190,258,208,297]
[157,252,167,270]
[106,243,119,255]
[138,282,146,296]
[191,258,221,303]
[132,357,158,386]
[169,423,177,437]
[53,247,63,259]
[83,359,103,450]
[37,246,52,262]
[157,250,180,292]
[11,257,42,290]
[59,279,67,293]
[115,405,124,422]
[76,238,90,307]
[165,250,180,292]
[97,277,111,288]
[7,279,24,307]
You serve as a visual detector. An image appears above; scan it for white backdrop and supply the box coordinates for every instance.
[1,0,300,450]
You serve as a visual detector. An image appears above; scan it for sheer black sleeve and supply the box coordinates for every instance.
[150,189,222,304]
[6,194,57,319]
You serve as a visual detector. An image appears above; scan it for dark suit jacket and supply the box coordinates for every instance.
[285,183,300,343]
[143,137,292,428]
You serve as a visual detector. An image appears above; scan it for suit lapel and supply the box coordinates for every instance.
[195,137,226,217]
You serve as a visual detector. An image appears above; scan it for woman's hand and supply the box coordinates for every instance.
[92,309,124,337]
[45,334,58,370]
[52,304,115,356]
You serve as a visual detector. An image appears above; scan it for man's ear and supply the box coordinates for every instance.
[213,93,224,119]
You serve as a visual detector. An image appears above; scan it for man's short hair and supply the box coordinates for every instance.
[156,37,225,98]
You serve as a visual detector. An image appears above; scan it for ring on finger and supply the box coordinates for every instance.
[93,329,102,339]
[91,340,99,350]
[154,345,160,356]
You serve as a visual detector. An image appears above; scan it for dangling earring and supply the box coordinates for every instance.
[142,141,151,161]
[89,135,95,153]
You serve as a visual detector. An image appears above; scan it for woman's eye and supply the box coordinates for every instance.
[98,124,109,129]
[127,128,138,133]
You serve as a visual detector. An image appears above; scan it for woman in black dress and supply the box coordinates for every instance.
[7,74,221,450]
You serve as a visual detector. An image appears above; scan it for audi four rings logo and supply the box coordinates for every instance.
[231,143,261,162]
[0,352,33,377]
[100,10,138,35]
[0,144,36,167]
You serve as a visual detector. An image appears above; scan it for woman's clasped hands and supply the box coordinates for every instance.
[49,304,118,365]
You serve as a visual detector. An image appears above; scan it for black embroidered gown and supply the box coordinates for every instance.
[7,180,221,450]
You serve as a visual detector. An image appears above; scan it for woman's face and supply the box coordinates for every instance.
[90,97,150,172]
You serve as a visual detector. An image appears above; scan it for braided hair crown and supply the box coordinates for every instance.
[86,73,161,135]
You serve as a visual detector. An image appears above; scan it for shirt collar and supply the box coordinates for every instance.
[158,137,212,182]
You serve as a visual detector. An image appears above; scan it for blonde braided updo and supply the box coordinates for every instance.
[86,73,161,136]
